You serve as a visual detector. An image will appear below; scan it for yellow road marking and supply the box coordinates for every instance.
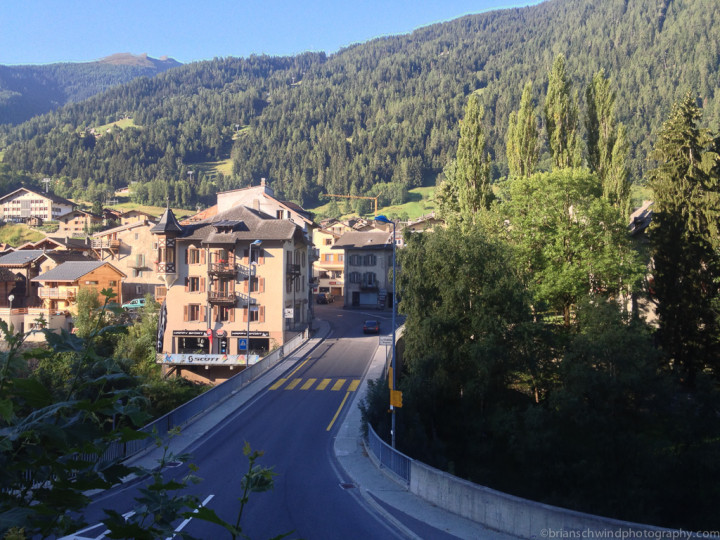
[348,379,360,392]
[287,360,308,379]
[316,379,331,390]
[269,378,287,391]
[331,379,346,391]
[300,378,316,390]
[285,378,302,390]
[327,392,351,431]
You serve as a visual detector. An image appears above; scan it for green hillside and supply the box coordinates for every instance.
[0,0,718,210]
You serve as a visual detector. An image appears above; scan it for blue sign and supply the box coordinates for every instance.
[238,338,248,351]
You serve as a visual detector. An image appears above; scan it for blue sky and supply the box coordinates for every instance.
[0,0,543,65]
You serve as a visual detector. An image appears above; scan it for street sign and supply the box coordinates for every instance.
[238,338,248,351]
[379,335,393,346]
[284,308,294,319]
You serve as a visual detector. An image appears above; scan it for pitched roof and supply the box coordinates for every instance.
[150,207,184,234]
[0,187,75,207]
[332,230,393,251]
[182,204,303,244]
[0,250,46,266]
[43,251,96,264]
[32,261,125,282]
[45,236,92,249]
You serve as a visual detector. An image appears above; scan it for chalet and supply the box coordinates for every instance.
[57,209,103,234]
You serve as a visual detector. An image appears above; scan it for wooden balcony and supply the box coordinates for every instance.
[39,287,77,300]
[91,238,120,250]
[209,262,237,276]
[155,262,176,274]
[207,291,236,304]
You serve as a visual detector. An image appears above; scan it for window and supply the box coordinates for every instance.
[249,308,259,322]
[188,277,200,292]
[276,210,284,219]
[85,280,99,285]
[348,271,361,283]
[324,254,332,262]
[249,277,260,293]
[349,254,362,266]
[338,254,344,262]
[134,233,139,240]
[217,305,234,322]
[324,238,332,245]
[109,280,117,287]
[187,304,202,321]
[363,272,377,287]
[188,249,200,264]
[132,269,143,278]
[363,254,377,266]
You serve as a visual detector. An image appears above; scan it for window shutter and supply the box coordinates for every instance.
[242,307,248,322]
[185,277,189,292]
[185,249,189,264]
[259,278,265,293]
[259,306,265,323]
[200,249,206,264]
[244,279,249,293]
[202,306,206,322]
[200,278,205,292]
[183,305,188,321]
[212,306,218,321]
[230,308,235,322]
[258,249,265,265]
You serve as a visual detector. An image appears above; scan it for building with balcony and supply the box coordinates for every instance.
[32,260,125,317]
[91,219,160,302]
[333,229,394,308]
[56,209,103,234]
[0,188,75,222]
[312,226,346,299]
[153,203,310,384]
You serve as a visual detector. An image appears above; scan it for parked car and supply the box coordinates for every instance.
[363,319,380,334]
[122,298,146,310]
[316,292,334,304]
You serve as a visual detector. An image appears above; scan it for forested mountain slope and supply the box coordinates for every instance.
[0,54,181,125]
[1,0,717,209]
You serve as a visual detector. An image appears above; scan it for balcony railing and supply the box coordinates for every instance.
[207,291,236,304]
[155,262,176,274]
[39,288,77,299]
[91,239,120,250]
[209,262,237,276]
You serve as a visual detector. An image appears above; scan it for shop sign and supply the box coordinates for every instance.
[230,330,270,337]
[172,330,207,336]
[159,353,244,365]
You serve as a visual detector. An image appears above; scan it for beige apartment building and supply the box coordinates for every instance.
[152,204,310,384]
[0,188,75,222]
[91,218,160,302]
[313,225,346,298]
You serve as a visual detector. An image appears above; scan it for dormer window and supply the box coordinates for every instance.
[212,220,243,233]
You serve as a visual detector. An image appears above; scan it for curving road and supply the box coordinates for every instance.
[74,303,410,539]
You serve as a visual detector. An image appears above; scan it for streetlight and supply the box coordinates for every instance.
[375,214,397,448]
[246,239,262,364]
[8,294,14,311]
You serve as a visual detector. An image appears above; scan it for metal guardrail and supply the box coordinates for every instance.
[101,329,309,462]
[366,423,412,484]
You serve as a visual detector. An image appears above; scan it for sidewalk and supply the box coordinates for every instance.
[333,339,519,540]
[125,319,518,539]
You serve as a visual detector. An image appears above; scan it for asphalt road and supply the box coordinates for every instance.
[74,303,407,539]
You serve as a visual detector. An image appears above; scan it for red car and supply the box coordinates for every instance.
[363,320,380,334]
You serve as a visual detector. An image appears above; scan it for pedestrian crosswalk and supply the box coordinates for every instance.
[269,377,361,392]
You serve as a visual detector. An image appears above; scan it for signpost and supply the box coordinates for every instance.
[238,338,248,351]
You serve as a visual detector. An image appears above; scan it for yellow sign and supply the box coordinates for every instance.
[390,389,403,408]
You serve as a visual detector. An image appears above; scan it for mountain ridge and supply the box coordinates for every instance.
[1,0,718,209]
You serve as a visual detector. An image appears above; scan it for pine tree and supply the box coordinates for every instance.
[455,93,493,223]
[507,81,539,178]
[544,54,580,170]
[647,93,720,386]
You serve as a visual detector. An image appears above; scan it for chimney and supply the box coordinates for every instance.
[253,199,260,211]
